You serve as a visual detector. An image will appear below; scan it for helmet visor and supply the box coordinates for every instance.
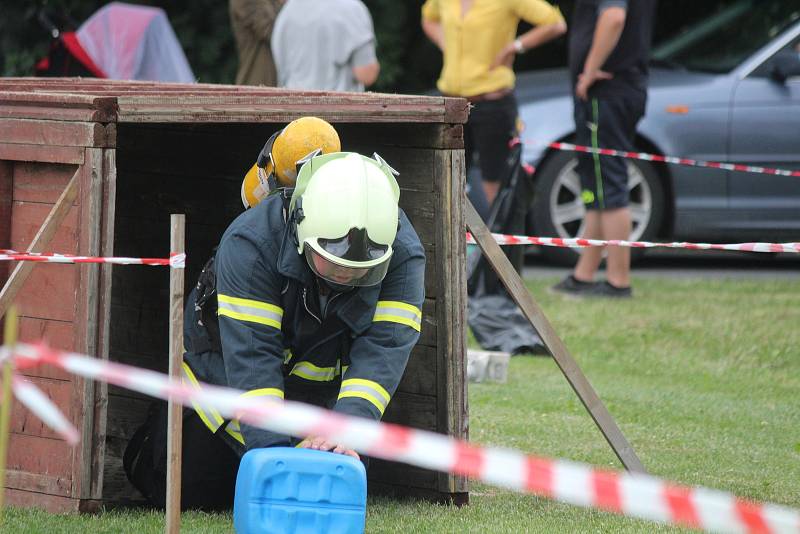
[304,245,391,287]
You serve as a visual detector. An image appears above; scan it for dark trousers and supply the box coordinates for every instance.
[124,402,241,511]
[573,95,645,210]
[464,93,519,186]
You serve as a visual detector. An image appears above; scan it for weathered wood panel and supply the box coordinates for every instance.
[0,161,11,296]
[12,162,81,204]
[0,118,110,148]
[382,392,437,430]
[10,377,73,441]
[17,317,75,380]
[7,432,74,482]
[434,149,469,494]
[0,143,85,165]
[397,345,437,397]
[6,470,72,498]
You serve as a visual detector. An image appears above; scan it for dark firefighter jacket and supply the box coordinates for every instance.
[182,192,425,451]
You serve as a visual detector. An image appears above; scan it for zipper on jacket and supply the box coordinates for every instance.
[302,287,322,324]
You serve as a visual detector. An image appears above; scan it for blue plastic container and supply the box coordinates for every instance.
[233,447,367,534]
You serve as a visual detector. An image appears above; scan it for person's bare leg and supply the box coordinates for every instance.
[573,209,604,282]
[482,180,501,207]
[600,207,631,287]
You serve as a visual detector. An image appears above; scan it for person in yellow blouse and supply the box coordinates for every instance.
[422,0,566,207]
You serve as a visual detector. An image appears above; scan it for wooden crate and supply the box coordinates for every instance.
[0,79,469,511]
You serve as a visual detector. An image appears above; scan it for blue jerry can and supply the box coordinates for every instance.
[233,447,367,534]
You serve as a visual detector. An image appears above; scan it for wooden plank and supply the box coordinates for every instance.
[7,433,74,481]
[0,143,84,165]
[0,162,11,292]
[0,168,80,321]
[464,199,646,474]
[10,200,80,253]
[433,149,469,495]
[418,299,437,348]
[10,377,73,440]
[13,162,81,204]
[0,92,116,122]
[91,148,116,500]
[17,317,74,381]
[0,119,109,148]
[368,461,437,490]
[166,214,185,533]
[396,345,436,397]
[73,148,104,500]
[382,392,437,431]
[338,123,464,150]
[5,470,72,497]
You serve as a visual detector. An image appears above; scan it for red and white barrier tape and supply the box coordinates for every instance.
[7,341,799,533]
[0,346,81,444]
[546,141,800,178]
[466,233,800,253]
[0,250,185,268]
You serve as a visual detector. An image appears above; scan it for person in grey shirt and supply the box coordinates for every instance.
[271,0,380,92]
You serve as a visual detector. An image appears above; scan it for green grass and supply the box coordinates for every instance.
[7,276,800,533]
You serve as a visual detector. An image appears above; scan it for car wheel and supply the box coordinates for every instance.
[530,150,665,266]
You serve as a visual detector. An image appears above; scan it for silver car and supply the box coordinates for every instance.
[518,0,800,264]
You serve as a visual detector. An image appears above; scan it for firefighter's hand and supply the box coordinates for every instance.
[298,436,360,460]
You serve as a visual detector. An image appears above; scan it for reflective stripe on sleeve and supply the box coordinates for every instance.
[240,387,285,400]
[289,360,339,382]
[182,362,225,433]
[224,419,244,445]
[373,300,422,332]
[338,378,391,415]
[217,294,283,330]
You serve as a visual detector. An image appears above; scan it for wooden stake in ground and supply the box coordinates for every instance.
[0,305,19,526]
[165,215,185,534]
[464,198,645,473]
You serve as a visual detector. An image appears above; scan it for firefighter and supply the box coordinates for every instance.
[125,118,425,511]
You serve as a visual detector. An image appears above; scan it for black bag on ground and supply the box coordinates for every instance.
[467,140,547,356]
[123,401,241,511]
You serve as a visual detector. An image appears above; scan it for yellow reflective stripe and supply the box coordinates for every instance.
[290,361,338,382]
[217,294,283,329]
[224,421,244,445]
[181,362,224,431]
[377,300,422,319]
[339,378,391,414]
[284,349,293,364]
[240,387,284,400]
[373,300,422,332]
[218,294,284,315]
[338,391,388,415]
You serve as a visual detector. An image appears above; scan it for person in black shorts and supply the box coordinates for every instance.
[552,0,656,298]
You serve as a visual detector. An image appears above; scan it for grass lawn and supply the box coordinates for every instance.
[6,275,800,533]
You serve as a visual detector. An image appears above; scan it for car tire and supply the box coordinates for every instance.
[530,150,666,266]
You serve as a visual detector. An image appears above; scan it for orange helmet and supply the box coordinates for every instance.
[240,117,341,208]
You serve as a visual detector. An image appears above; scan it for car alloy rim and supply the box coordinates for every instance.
[549,158,652,240]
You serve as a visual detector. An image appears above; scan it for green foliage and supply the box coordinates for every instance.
[1,1,739,90]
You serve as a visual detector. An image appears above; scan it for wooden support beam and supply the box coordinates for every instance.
[0,167,80,321]
[165,214,185,534]
[464,198,646,473]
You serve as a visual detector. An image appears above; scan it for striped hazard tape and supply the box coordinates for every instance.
[546,141,800,178]
[6,341,799,533]
[0,250,185,268]
[466,233,800,253]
